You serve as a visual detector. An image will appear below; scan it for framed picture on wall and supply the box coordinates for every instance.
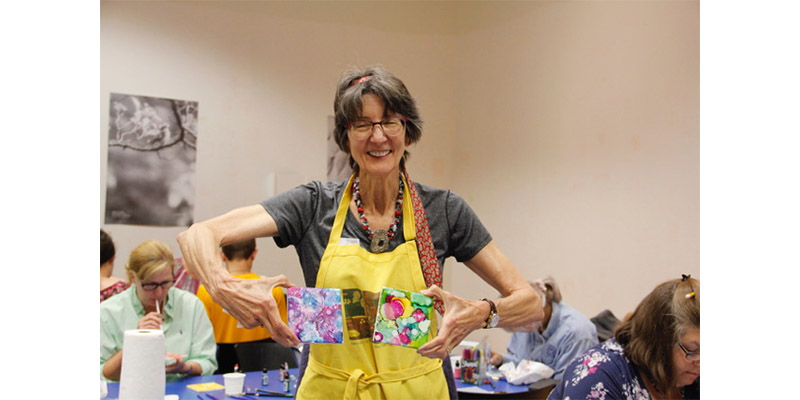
[104,92,198,226]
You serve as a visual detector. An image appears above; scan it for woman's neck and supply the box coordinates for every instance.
[100,263,121,290]
[541,302,553,332]
[100,262,113,278]
[357,171,400,215]
[642,373,681,400]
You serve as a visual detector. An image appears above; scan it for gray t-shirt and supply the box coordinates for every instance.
[261,179,492,288]
[261,179,491,399]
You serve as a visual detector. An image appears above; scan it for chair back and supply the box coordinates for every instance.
[234,341,300,372]
[590,309,621,342]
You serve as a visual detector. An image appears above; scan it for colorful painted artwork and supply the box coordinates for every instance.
[286,287,343,344]
[372,287,434,348]
[342,288,379,341]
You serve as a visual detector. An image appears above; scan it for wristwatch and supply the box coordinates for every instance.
[480,298,499,329]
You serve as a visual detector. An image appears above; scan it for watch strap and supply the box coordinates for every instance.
[480,298,497,328]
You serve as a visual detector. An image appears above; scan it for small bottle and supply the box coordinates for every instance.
[454,360,461,379]
[464,366,473,383]
[262,368,269,386]
[283,375,290,392]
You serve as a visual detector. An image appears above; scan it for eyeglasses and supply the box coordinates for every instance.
[140,279,174,291]
[677,342,700,362]
[346,116,407,140]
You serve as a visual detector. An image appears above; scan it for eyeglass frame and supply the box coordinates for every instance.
[345,115,408,140]
[676,342,700,362]
[139,279,175,291]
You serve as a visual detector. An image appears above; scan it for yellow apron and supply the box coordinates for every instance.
[296,174,447,400]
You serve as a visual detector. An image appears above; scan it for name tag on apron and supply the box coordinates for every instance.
[339,237,360,246]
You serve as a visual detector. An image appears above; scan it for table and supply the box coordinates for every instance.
[104,369,298,399]
[104,368,556,399]
[455,377,558,400]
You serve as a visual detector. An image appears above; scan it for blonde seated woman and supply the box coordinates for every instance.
[99,240,217,381]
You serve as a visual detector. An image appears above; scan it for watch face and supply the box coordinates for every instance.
[490,314,500,328]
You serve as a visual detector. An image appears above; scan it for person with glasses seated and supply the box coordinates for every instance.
[548,275,700,400]
[99,240,217,381]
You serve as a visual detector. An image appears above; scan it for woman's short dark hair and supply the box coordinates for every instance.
[101,229,115,266]
[615,276,700,392]
[333,65,423,172]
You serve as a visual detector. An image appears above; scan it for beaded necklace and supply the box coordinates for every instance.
[352,174,404,253]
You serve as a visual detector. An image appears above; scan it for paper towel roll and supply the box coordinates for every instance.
[119,329,165,400]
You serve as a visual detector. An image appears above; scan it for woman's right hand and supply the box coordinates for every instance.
[137,311,163,330]
[210,274,300,348]
[176,205,300,347]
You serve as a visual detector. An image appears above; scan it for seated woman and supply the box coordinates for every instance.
[99,240,217,381]
[490,277,598,380]
[548,275,700,400]
[100,229,129,302]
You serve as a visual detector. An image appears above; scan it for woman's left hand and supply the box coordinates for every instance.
[164,353,188,375]
[416,285,490,360]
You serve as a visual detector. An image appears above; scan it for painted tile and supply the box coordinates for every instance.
[372,287,433,348]
[286,287,343,344]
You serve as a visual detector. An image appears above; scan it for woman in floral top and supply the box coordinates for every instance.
[100,229,130,302]
[548,276,699,400]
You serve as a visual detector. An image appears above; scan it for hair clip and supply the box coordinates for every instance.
[681,274,691,281]
[349,76,372,86]
[684,291,696,299]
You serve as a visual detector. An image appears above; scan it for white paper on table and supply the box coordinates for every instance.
[499,359,554,385]
[457,386,496,394]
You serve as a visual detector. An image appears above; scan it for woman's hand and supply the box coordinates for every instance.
[489,352,503,367]
[137,311,163,330]
[416,285,490,360]
[164,353,185,374]
[176,205,300,347]
[210,275,300,347]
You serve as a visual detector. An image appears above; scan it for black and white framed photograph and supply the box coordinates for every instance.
[104,92,198,226]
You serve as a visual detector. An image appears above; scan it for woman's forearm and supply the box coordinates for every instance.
[102,350,123,381]
[177,205,278,295]
[464,242,543,329]
[177,222,230,295]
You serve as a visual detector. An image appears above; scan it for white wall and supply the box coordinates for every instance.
[101,1,698,352]
[451,1,699,348]
[101,0,462,290]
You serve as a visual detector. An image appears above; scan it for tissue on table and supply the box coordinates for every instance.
[498,359,554,385]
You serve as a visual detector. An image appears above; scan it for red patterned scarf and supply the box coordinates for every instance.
[403,169,445,315]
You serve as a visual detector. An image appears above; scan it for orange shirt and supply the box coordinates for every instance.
[196,273,288,343]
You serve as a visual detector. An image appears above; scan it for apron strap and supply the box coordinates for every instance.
[403,169,445,314]
[308,357,443,400]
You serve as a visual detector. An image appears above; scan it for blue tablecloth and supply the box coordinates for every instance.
[104,367,533,399]
[104,369,297,399]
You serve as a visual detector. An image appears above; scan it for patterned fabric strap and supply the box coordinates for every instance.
[403,169,445,315]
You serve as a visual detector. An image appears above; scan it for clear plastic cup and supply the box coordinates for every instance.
[223,372,246,395]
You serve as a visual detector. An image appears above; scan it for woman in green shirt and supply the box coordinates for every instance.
[99,240,217,381]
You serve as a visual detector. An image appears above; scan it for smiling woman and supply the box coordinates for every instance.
[177,65,543,400]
